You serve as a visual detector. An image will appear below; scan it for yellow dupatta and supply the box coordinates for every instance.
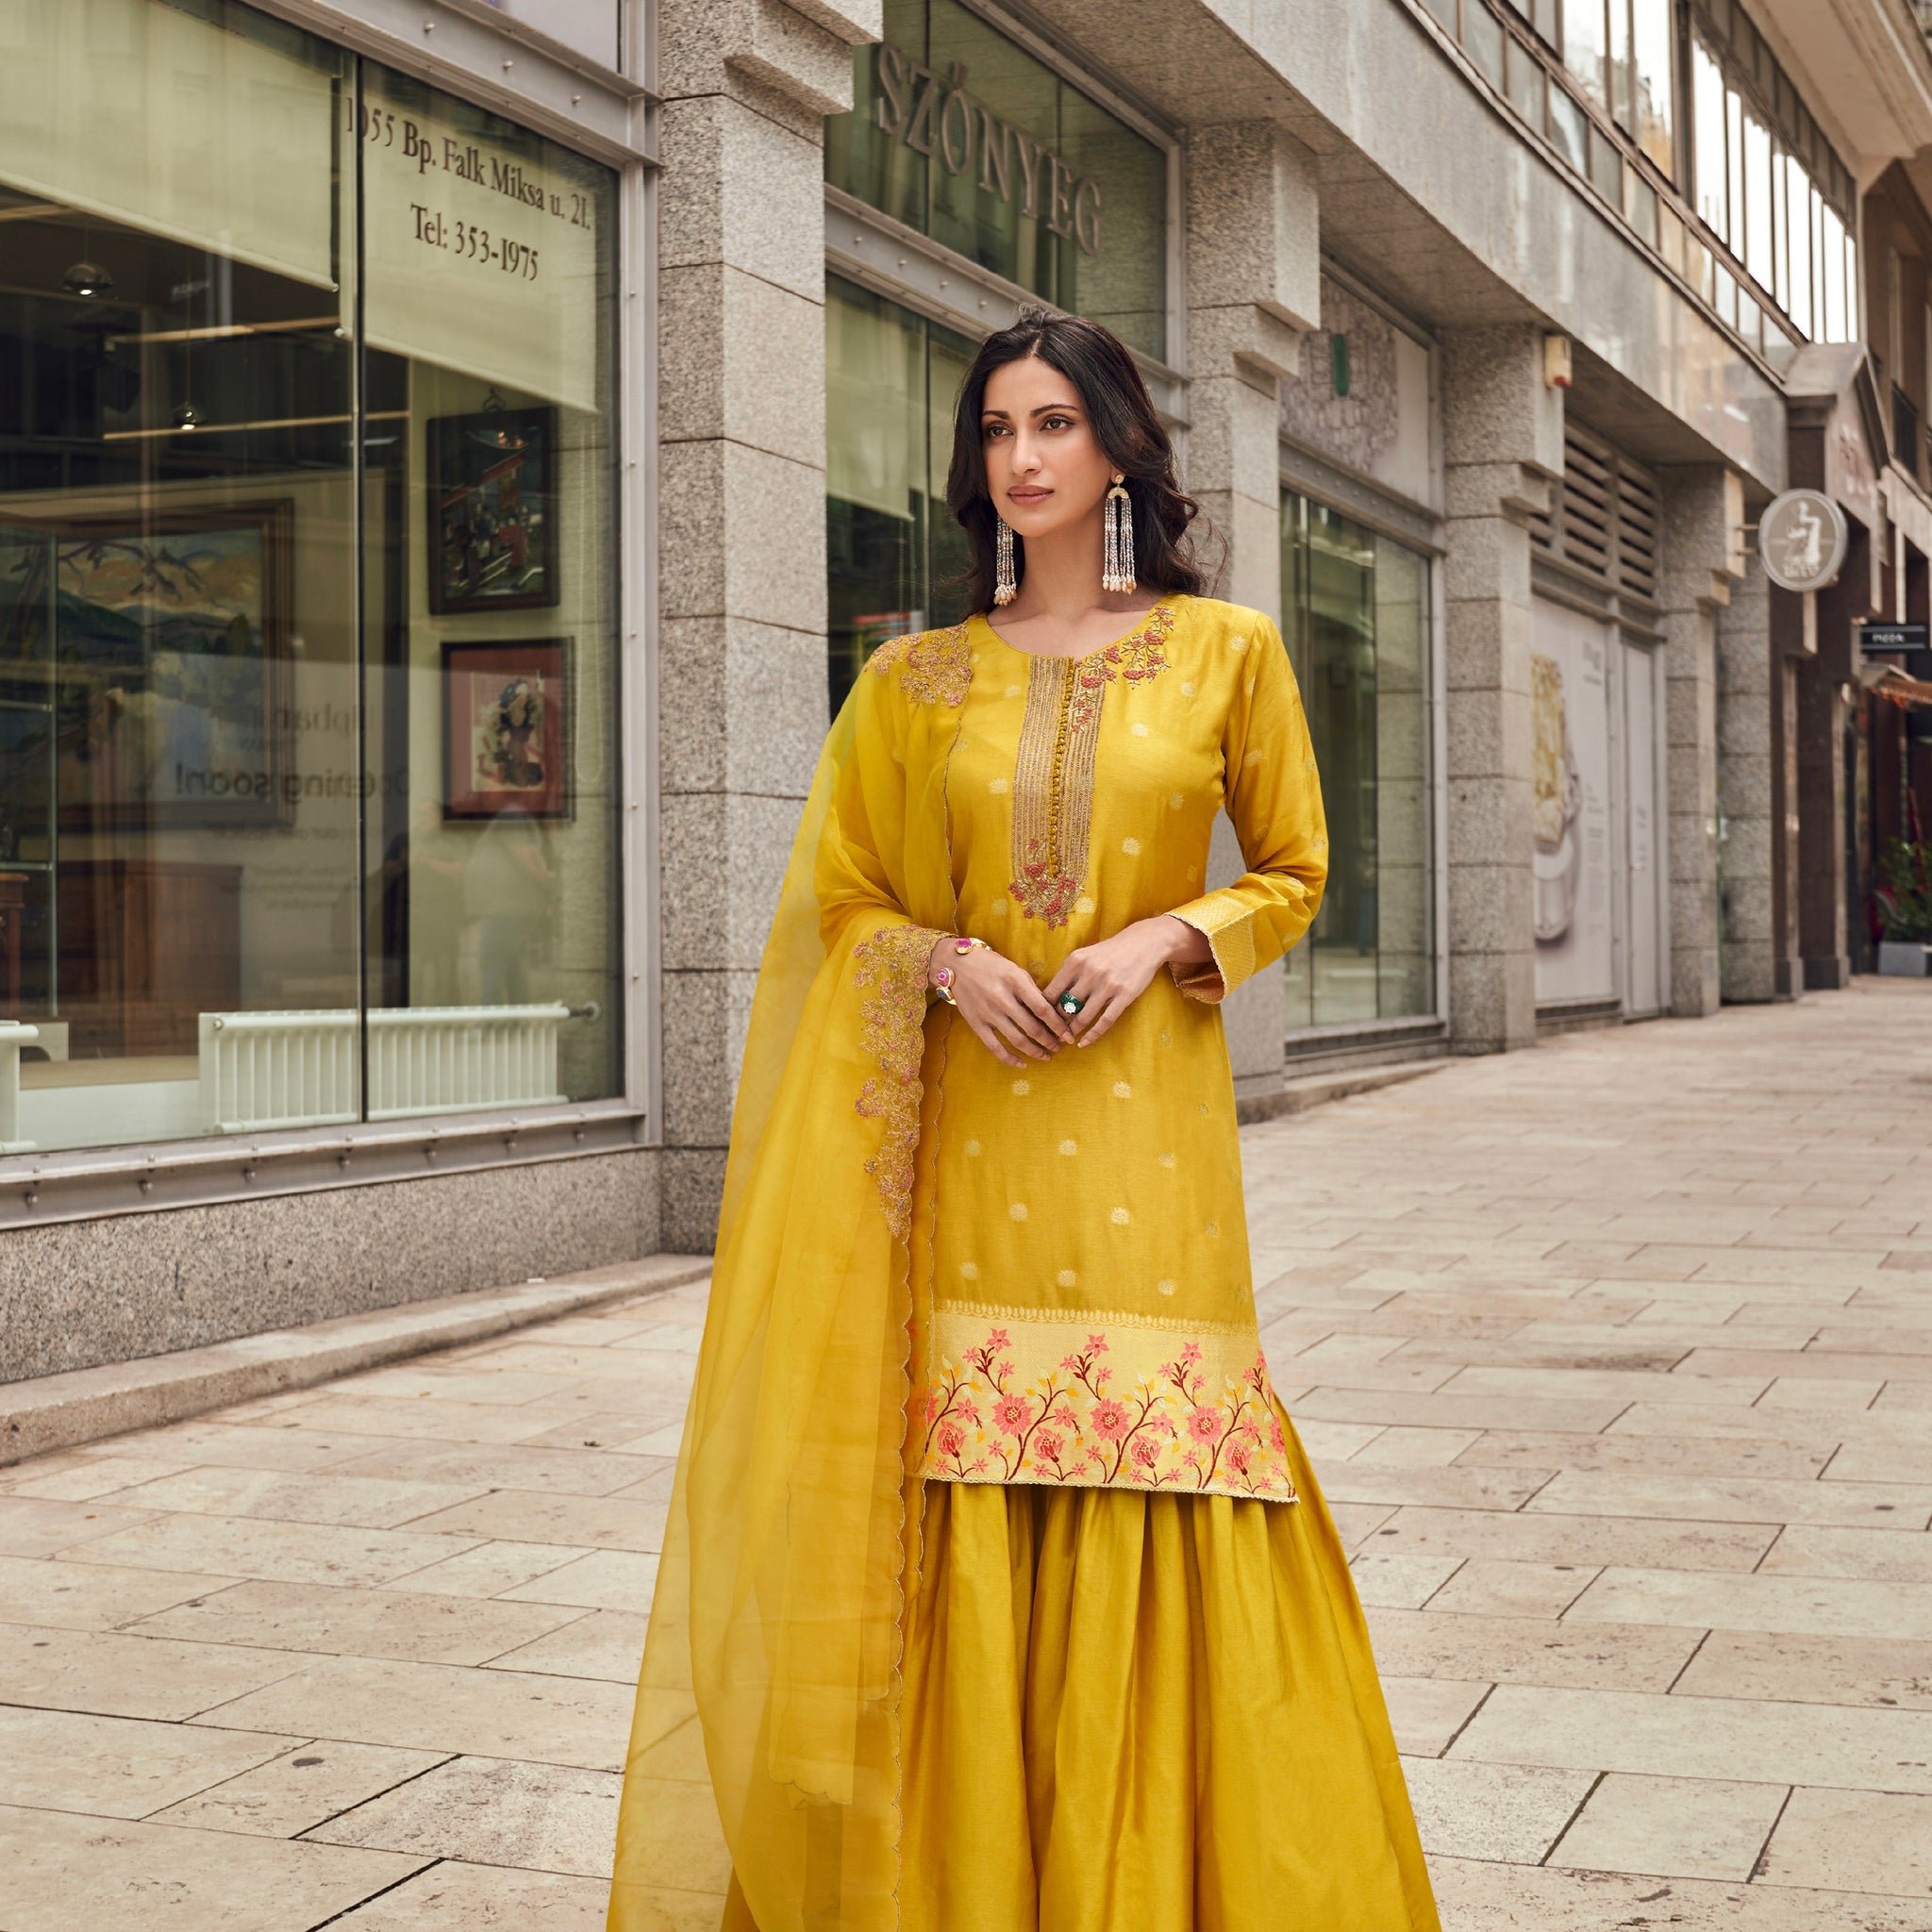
[608,630,967,1932]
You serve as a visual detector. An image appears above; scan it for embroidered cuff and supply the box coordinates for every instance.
[1165,896,1257,1003]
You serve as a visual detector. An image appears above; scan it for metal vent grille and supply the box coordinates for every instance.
[1532,424,1661,607]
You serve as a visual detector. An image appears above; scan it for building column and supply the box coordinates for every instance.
[1716,550,1778,1001]
[1656,466,1743,1017]
[655,0,873,1247]
[1182,122,1317,1101]
[1440,326,1561,1055]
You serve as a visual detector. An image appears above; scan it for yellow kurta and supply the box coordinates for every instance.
[607,593,1439,1932]
[891,599,1318,1497]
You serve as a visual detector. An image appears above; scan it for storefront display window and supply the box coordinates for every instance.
[1280,493,1435,1029]
[0,0,622,1159]
[825,277,974,709]
[825,0,1169,361]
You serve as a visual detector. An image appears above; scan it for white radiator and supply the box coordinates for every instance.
[199,1005,571,1135]
[0,1022,39,1152]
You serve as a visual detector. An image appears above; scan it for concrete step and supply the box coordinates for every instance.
[0,1251,711,1467]
[1238,1056,1448,1125]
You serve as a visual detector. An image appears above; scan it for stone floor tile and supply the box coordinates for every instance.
[1440,1365,1774,1407]
[1565,1566,1932,1641]
[1286,1418,1387,1463]
[496,1547,659,1612]
[193,1652,637,1771]
[7,1454,202,1500]
[399,1488,671,1553]
[64,1421,423,1474]
[70,1511,481,1589]
[128,1577,585,1665]
[1756,1786,1932,1896]
[1290,1388,1633,1434]
[108,1464,494,1530]
[1436,1853,1932,1929]
[1756,1375,1887,1409]
[148,1739,448,1837]
[1349,1425,1484,1466]
[325,1440,663,1497]
[328,1859,612,1927]
[1359,1505,1776,1572]
[381,1539,598,1598]
[483,1607,648,1680]
[1310,1463,1556,1511]
[0,1552,237,1629]
[1450,1684,1932,1792]
[1400,1757,1595,1862]
[1378,1675,1491,1757]
[1673,1627,1932,1709]
[0,1620,304,1720]
[308,1754,621,1875]
[1525,1470,1932,1530]
[329,1366,592,1407]
[1547,1771,1788,1881]
[517,1407,691,1453]
[1366,1607,1702,1691]
[0,1494,160,1558]
[1426,1558,1601,1619]
[1324,1501,1399,1548]
[1347,1552,1464,1609]
[1757,1524,1932,1583]
[0,1704,295,1815]
[0,1802,426,1932]
[282,1393,630,1444]
[1608,1398,1932,1444]
[1451,1429,1834,1480]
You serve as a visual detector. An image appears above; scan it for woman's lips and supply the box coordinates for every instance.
[1007,488,1051,505]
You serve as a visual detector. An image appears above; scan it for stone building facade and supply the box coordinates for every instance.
[2,0,1929,1379]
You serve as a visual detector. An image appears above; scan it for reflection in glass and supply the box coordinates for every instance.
[1562,0,1607,112]
[1692,39,1728,242]
[1631,0,1674,170]
[825,0,1168,359]
[0,0,623,1159]
[1280,495,1435,1032]
[825,278,975,710]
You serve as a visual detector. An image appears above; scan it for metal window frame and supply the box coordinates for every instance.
[0,0,661,1230]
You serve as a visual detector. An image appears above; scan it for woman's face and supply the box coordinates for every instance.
[980,351,1112,545]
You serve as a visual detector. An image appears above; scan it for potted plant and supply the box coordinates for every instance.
[1874,835,1932,976]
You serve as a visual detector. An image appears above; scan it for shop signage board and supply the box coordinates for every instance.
[1858,621,1930,653]
[357,82,603,415]
[1759,489,1849,592]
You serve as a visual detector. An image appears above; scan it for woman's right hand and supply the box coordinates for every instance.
[929,937,1073,1067]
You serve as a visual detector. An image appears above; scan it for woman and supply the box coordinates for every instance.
[608,311,1439,1932]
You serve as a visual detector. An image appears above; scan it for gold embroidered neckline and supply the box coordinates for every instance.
[1002,601,1177,926]
[977,597,1178,667]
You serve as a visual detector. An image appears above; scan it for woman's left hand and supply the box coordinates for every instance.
[1042,915,1212,1047]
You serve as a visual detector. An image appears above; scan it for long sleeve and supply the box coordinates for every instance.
[1166,612,1327,1001]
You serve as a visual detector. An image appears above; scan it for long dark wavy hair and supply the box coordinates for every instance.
[944,309,1209,613]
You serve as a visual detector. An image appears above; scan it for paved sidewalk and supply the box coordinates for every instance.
[1,978,1930,1929]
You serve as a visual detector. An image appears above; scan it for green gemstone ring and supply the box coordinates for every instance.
[1058,992,1085,1017]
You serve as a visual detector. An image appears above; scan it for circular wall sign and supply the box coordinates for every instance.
[1758,489,1849,592]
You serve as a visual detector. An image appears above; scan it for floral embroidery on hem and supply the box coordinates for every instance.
[868,623,972,708]
[852,923,944,1241]
[912,1303,1296,1500]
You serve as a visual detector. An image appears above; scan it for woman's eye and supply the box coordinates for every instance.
[1042,414,1074,429]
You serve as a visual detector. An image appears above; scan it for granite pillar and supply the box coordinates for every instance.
[1440,325,1561,1054]
[1656,466,1743,1017]
[655,0,875,1246]
[1716,551,1778,1002]
[1182,122,1318,1100]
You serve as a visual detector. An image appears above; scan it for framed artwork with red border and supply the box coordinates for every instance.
[441,638,573,822]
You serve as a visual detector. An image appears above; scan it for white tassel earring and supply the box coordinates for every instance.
[1102,471,1136,593]
[993,516,1018,606]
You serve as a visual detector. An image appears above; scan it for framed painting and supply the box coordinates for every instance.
[426,407,558,614]
[441,638,573,822]
[42,502,295,832]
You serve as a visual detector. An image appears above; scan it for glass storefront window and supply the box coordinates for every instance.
[0,0,622,1160]
[824,0,1169,360]
[1280,494,1435,1030]
[825,277,974,709]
